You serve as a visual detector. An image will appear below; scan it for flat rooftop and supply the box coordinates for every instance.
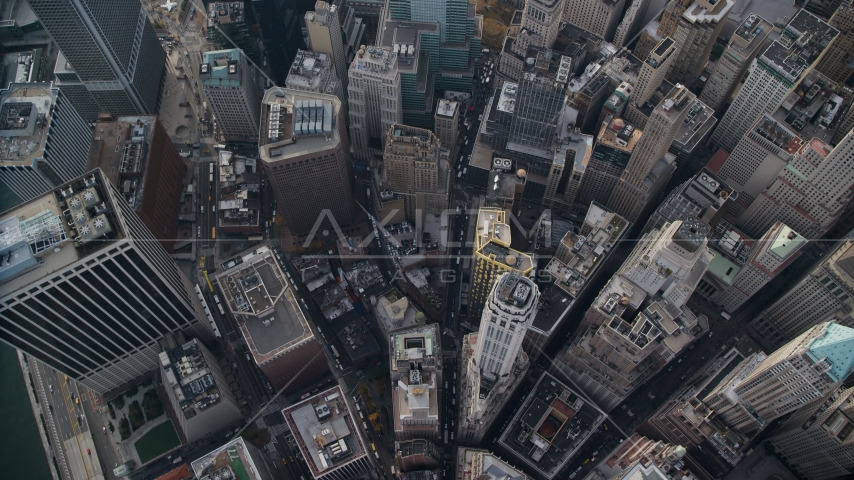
[475,208,534,273]
[498,372,606,478]
[379,20,440,73]
[672,99,716,154]
[200,49,242,87]
[458,447,526,480]
[86,115,157,212]
[258,88,341,162]
[286,50,335,91]
[207,2,244,26]
[190,437,265,480]
[215,246,315,365]
[0,169,123,291]
[160,338,225,420]
[282,386,368,477]
[729,14,772,59]
[759,9,838,84]
[390,323,440,372]
[0,83,56,167]
[771,69,850,146]
[597,118,642,154]
[496,82,517,114]
[436,99,458,118]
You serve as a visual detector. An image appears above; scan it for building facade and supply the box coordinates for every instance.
[348,46,401,163]
[28,0,165,121]
[815,3,854,84]
[0,82,92,205]
[200,49,261,143]
[666,0,733,85]
[286,49,345,106]
[259,88,353,237]
[0,169,212,394]
[562,0,625,41]
[575,118,641,209]
[433,99,459,149]
[306,1,349,92]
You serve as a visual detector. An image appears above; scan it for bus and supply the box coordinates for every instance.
[211,227,216,239]
[217,303,225,315]
[330,345,340,359]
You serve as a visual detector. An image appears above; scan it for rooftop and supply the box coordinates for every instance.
[805,322,854,382]
[458,447,527,480]
[207,2,244,26]
[199,49,242,87]
[752,114,803,154]
[498,372,606,478]
[374,287,425,334]
[474,208,534,274]
[597,117,642,154]
[190,437,266,480]
[671,99,716,154]
[285,50,337,92]
[770,69,851,146]
[708,220,753,267]
[394,368,439,434]
[390,323,440,375]
[217,151,260,229]
[758,9,838,84]
[496,82,518,114]
[436,99,458,118]
[215,246,315,366]
[258,88,341,162]
[0,169,124,290]
[86,115,157,213]
[729,14,773,59]
[159,338,225,420]
[0,83,57,167]
[379,20,440,73]
[282,386,368,477]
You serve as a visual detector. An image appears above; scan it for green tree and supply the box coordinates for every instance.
[142,389,164,421]
[128,400,145,430]
[118,417,131,440]
[112,394,125,411]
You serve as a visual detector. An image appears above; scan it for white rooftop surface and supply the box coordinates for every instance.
[436,99,459,117]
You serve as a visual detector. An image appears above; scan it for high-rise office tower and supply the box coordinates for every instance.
[347,46,401,163]
[306,1,348,92]
[433,98,459,149]
[207,2,255,59]
[562,0,625,41]
[511,0,565,56]
[703,321,854,435]
[381,0,482,127]
[738,129,854,239]
[613,0,653,47]
[555,217,713,411]
[200,49,261,144]
[0,82,92,205]
[505,75,567,175]
[215,246,329,392]
[607,84,695,223]
[0,169,212,394]
[469,207,534,320]
[699,14,772,112]
[816,3,854,84]
[458,273,539,443]
[390,324,442,441]
[259,88,353,237]
[285,50,345,105]
[634,38,678,109]
[251,0,305,85]
[28,0,165,121]
[644,168,735,234]
[751,239,854,351]
[710,10,838,153]
[378,125,449,232]
[699,221,805,314]
[574,118,642,209]
[633,0,691,61]
[86,114,186,253]
[771,385,854,480]
[666,0,733,85]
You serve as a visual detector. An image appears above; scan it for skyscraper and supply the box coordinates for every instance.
[562,0,625,41]
[347,46,401,163]
[381,0,482,127]
[251,0,305,85]
[390,324,442,441]
[511,0,565,56]
[644,168,735,235]
[815,2,854,84]
[737,122,854,239]
[28,0,165,121]
[698,14,772,112]
[459,273,539,443]
[0,82,92,205]
[0,169,212,394]
[306,1,349,92]
[607,84,695,223]
[633,38,678,111]
[207,2,255,59]
[433,98,459,149]
[469,207,534,320]
[574,118,642,209]
[86,114,187,253]
[200,49,262,144]
[703,321,854,435]
[710,10,839,153]
[555,217,713,410]
[378,124,449,236]
[771,385,854,480]
[751,239,854,351]
[259,87,353,237]
[613,0,653,47]
[285,50,345,105]
[666,0,733,85]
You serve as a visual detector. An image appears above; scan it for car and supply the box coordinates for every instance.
[87,448,91,455]
[49,384,53,394]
